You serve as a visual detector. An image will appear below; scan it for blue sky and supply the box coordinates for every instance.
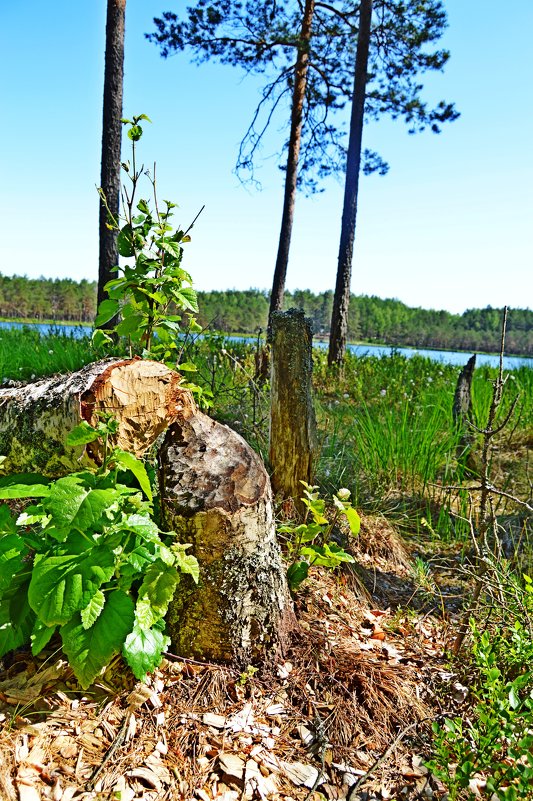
[1,0,532,314]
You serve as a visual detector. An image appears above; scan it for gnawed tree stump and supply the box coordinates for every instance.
[159,413,296,665]
[269,309,317,505]
[0,358,194,475]
[453,354,479,473]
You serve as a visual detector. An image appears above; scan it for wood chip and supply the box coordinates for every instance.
[202,713,227,729]
[280,760,322,788]
[218,753,245,781]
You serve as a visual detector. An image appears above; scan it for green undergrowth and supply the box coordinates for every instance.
[0,326,121,383]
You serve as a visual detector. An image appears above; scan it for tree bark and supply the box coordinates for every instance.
[328,0,373,366]
[0,359,193,475]
[269,309,317,505]
[160,414,296,666]
[268,0,316,336]
[98,0,126,325]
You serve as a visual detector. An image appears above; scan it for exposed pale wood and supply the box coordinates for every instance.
[160,413,296,665]
[269,308,317,505]
[0,358,194,475]
[453,354,478,470]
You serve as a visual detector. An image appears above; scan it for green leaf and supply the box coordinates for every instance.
[66,421,99,447]
[175,287,199,313]
[173,548,200,583]
[70,488,120,534]
[343,507,361,536]
[28,547,115,626]
[61,590,135,689]
[42,475,88,529]
[0,504,17,535]
[113,450,153,501]
[81,589,106,629]
[0,571,35,658]
[176,362,197,373]
[117,224,135,257]
[123,514,160,542]
[31,618,57,656]
[94,298,120,326]
[0,533,29,592]
[287,561,309,592]
[137,560,180,623]
[91,329,114,350]
[123,624,169,681]
[0,482,49,499]
[116,313,144,337]
[158,240,182,259]
[127,125,143,142]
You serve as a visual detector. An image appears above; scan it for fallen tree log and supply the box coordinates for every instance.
[160,413,296,665]
[0,358,194,475]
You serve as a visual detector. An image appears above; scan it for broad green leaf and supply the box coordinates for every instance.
[94,298,120,326]
[113,451,152,501]
[117,224,135,256]
[158,240,182,259]
[173,549,200,583]
[31,619,57,656]
[176,362,197,373]
[137,199,150,214]
[0,482,49,499]
[0,533,28,592]
[0,571,35,657]
[28,547,115,626]
[81,589,106,629]
[91,328,114,350]
[343,507,361,536]
[138,560,180,621]
[175,288,199,313]
[42,475,87,529]
[127,125,143,142]
[116,313,144,337]
[61,590,134,689]
[0,504,17,535]
[123,513,160,541]
[287,561,309,592]
[66,421,99,447]
[70,488,119,534]
[123,624,169,681]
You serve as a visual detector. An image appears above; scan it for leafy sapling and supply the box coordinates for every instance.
[278,482,360,591]
[94,114,211,406]
[0,419,198,689]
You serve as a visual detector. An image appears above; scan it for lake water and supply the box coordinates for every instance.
[1,321,531,370]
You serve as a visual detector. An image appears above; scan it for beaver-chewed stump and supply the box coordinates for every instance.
[159,413,296,666]
[0,358,194,475]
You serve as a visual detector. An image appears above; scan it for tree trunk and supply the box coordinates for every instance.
[160,414,296,666]
[268,0,316,336]
[269,309,317,506]
[98,0,126,325]
[0,359,192,475]
[328,0,373,366]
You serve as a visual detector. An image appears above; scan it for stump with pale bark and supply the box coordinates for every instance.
[159,412,296,665]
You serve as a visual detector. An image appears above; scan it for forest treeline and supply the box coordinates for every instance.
[0,275,531,356]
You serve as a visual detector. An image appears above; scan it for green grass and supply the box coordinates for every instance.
[0,326,121,383]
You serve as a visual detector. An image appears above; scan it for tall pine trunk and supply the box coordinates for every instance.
[98,0,126,324]
[268,0,315,334]
[328,0,372,366]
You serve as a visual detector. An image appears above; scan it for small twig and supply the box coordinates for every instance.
[86,709,132,790]
[347,720,421,798]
